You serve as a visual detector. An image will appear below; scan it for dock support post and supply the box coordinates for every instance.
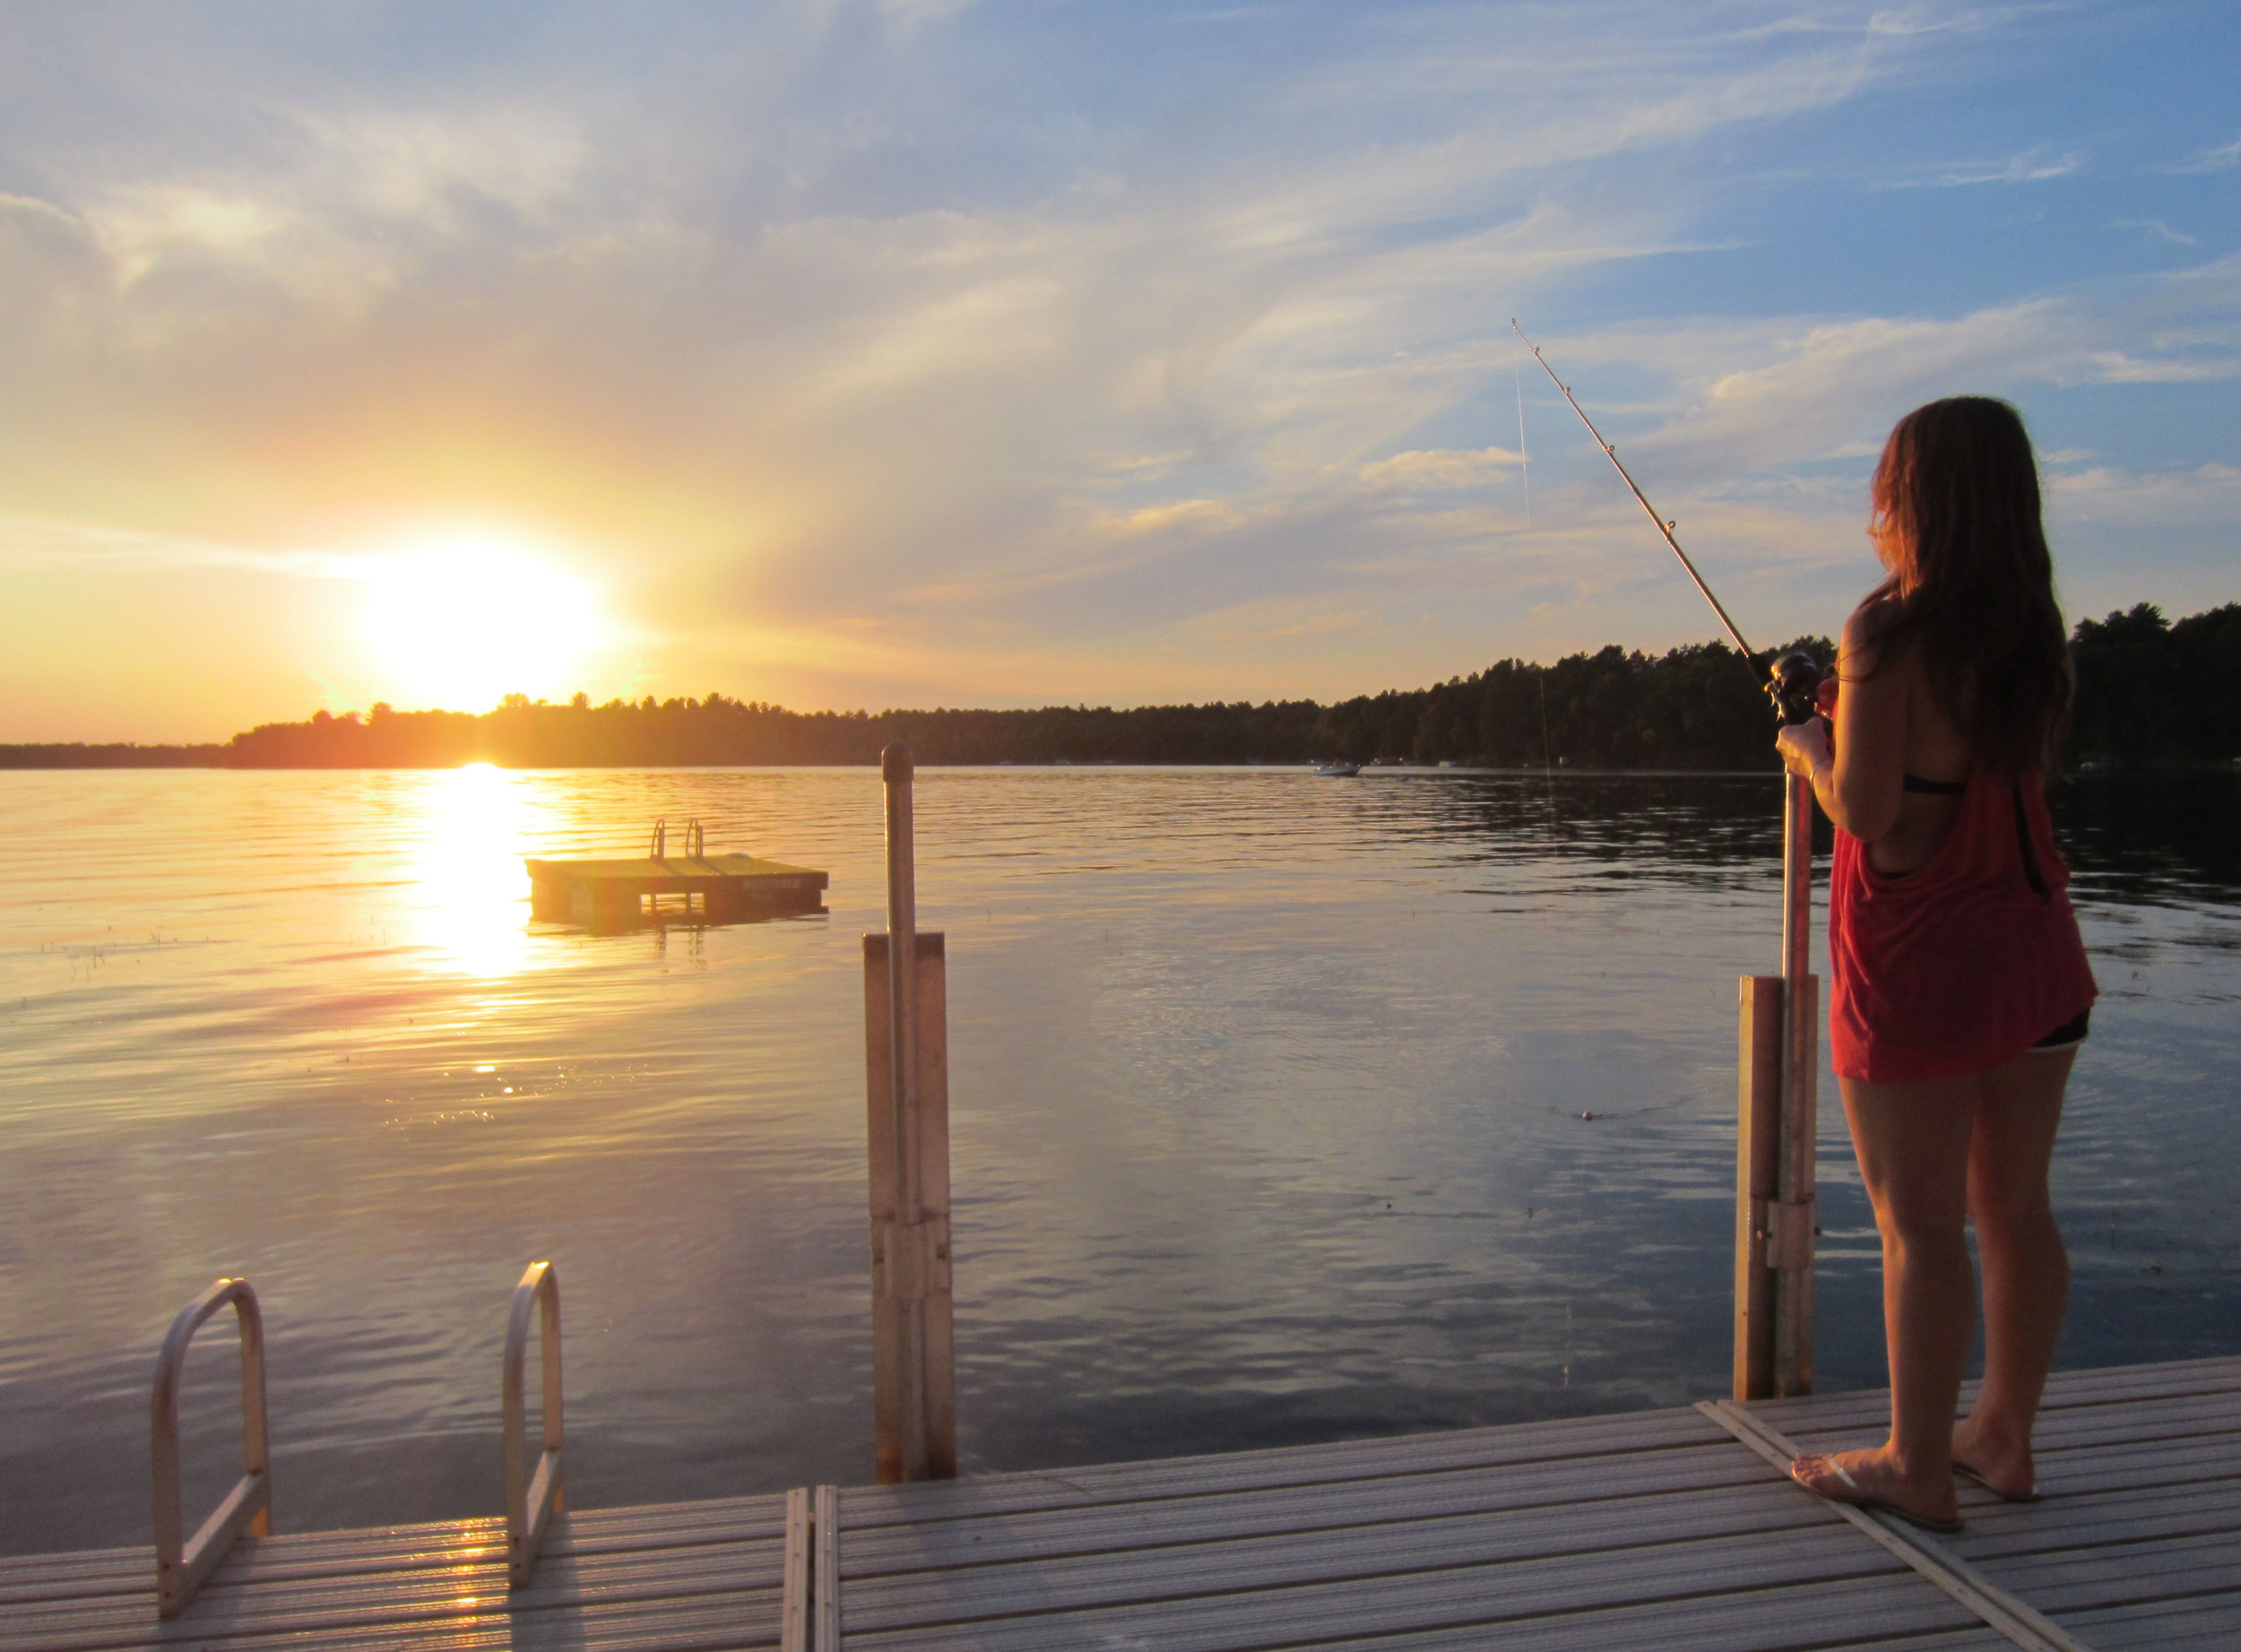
[1735,771,1819,1400]
[863,744,956,1483]
[1734,975,1781,1401]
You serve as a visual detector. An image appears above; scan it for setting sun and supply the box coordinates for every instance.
[365,537,603,712]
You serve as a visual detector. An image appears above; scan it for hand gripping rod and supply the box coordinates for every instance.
[1512,319,1762,676]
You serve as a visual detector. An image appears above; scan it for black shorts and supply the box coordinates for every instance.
[2029,1008,2090,1052]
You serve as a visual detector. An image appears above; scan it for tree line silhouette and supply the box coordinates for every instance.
[4,602,2232,771]
[2067,601,2241,767]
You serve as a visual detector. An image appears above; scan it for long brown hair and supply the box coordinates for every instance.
[1857,396,2070,774]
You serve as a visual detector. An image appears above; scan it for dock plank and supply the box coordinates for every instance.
[842,1404,1726,1529]
[13,1595,783,1652]
[1188,1577,2004,1652]
[841,1526,1920,1650]
[842,1483,1832,1630]
[1959,1476,2241,1553]
[0,1512,791,1652]
[1988,1528,2241,1610]
[842,1440,1776,1573]
[2066,1592,2241,1650]
[0,1494,787,1602]
[4,1567,785,1652]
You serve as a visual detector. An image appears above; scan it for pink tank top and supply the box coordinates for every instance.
[1828,771,2097,1083]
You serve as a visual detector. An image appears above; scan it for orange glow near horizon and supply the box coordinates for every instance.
[365,536,604,714]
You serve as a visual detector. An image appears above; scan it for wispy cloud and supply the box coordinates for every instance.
[1359,445,1525,491]
[0,515,369,578]
[2170,132,2241,173]
[2077,349,2241,384]
[1861,5,2052,38]
[2046,462,2241,538]
[2111,218,2198,247]
[1872,146,2088,188]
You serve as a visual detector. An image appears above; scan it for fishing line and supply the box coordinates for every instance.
[1510,319,1767,696]
[1537,672,1554,794]
[1514,349,1532,527]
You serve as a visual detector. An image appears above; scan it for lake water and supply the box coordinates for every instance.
[2,765,2236,1555]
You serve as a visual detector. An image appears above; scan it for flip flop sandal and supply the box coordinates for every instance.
[1788,1454,1966,1535]
[1953,1457,2042,1504]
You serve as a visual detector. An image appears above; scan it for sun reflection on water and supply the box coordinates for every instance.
[407,763,548,978]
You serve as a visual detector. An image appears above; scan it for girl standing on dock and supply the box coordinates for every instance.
[1774,396,2097,1534]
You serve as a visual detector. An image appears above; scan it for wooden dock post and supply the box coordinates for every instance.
[1734,974,1781,1402]
[862,744,957,1483]
[1735,771,1819,1400]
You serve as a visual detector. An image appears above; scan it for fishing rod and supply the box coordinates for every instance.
[1512,324,1822,1379]
[1510,320,1819,722]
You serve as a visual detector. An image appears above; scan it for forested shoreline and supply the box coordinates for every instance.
[5,602,2234,772]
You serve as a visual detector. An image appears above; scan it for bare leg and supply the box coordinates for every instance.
[1952,1048,2073,1499]
[1792,1073,1975,1524]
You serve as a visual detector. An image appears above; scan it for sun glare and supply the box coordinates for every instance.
[366,537,603,712]
[408,760,547,978]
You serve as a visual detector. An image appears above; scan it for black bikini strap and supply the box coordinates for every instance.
[1902,771,1968,796]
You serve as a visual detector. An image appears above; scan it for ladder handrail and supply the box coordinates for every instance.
[502,1259,566,1587]
[151,1277,271,1617]
[684,818,705,861]
[648,818,668,861]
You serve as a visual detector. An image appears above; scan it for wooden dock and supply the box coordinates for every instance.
[527,834,826,930]
[8,1354,2234,1651]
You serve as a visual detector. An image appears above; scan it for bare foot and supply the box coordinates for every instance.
[1951,1420,2038,1501]
[1788,1447,1960,1528]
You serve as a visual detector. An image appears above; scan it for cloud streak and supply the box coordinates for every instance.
[2171,132,2241,174]
[1871,146,2089,188]
[0,515,369,579]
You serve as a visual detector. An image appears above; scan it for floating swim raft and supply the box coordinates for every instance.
[528,818,828,929]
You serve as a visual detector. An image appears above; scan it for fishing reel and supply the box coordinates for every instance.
[1767,649,1823,726]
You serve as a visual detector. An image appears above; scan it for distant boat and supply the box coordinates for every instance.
[1313,760,1361,777]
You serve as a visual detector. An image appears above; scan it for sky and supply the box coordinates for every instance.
[0,1,2234,742]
